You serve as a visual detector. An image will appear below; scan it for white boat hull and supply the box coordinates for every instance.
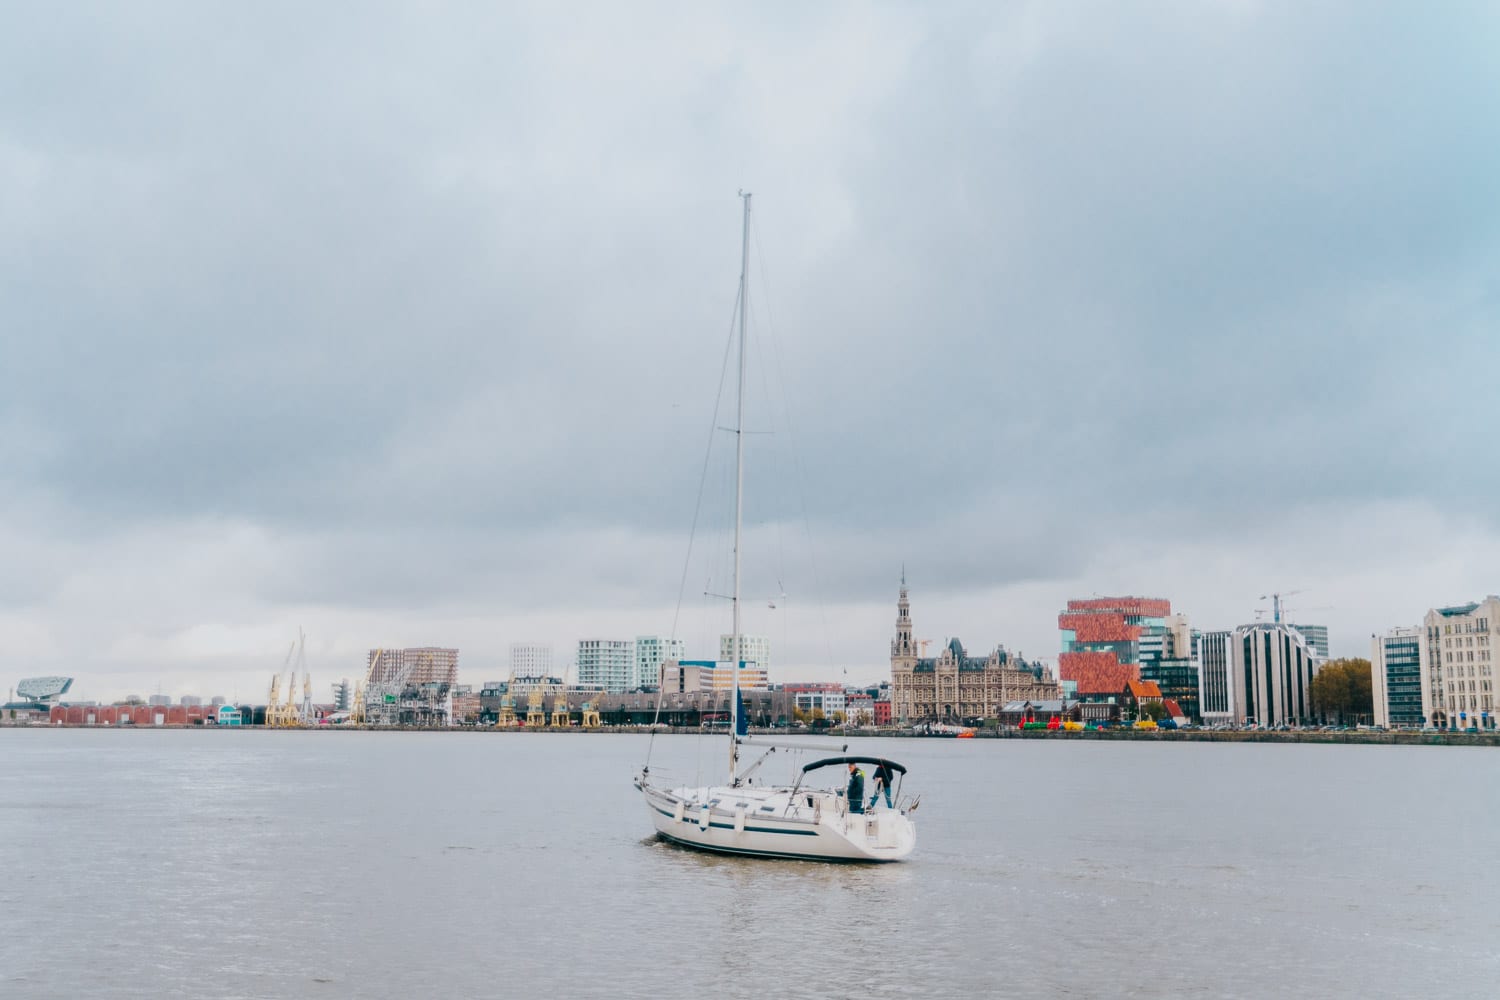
[636,777,916,863]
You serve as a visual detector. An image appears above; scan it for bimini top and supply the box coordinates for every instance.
[801,756,907,775]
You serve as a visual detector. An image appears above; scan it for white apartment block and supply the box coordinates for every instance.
[577,639,636,693]
[1419,596,1499,731]
[719,634,770,675]
[509,642,553,679]
[635,635,686,690]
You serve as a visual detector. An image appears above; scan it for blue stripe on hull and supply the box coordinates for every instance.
[650,805,818,836]
[654,829,895,864]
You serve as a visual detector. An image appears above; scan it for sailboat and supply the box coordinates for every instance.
[634,194,918,863]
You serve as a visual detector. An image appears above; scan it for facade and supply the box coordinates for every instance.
[509,642,553,678]
[332,679,353,712]
[1371,627,1423,729]
[576,639,636,693]
[659,661,710,693]
[634,635,686,690]
[719,634,770,677]
[1197,630,1234,726]
[1230,623,1316,727]
[1138,614,1202,721]
[1418,597,1499,731]
[890,581,1060,722]
[784,682,845,718]
[1289,624,1330,659]
[1057,597,1173,696]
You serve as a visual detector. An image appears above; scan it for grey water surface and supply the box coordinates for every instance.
[1,729,1495,998]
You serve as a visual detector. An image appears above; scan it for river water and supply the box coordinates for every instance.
[1,729,1495,998]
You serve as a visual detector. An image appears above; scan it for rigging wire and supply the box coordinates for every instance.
[644,280,743,772]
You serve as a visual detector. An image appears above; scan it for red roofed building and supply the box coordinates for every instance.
[1058,597,1172,697]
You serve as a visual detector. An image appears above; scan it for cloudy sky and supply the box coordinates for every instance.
[3,2,1497,702]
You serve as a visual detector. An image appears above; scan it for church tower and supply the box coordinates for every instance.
[891,570,917,721]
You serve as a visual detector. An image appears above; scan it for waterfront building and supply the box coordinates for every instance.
[1057,597,1172,697]
[1289,624,1330,659]
[634,635,685,690]
[1418,596,1500,731]
[1229,623,1317,727]
[890,580,1059,723]
[719,634,770,679]
[659,660,710,693]
[1197,630,1234,726]
[1138,614,1202,721]
[510,642,553,678]
[845,693,874,724]
[1371,627,1423,729]
[784,682,845,718]
[576,639,635,693]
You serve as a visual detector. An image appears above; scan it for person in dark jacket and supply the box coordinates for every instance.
[847,762,866,814]
[871,760,894,808]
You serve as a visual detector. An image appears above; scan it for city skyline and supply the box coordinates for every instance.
[2,3,1497,702]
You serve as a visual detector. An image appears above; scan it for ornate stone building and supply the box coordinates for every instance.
[890,579,1060,723]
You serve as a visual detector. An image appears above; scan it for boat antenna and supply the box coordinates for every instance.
[729,190,750,786]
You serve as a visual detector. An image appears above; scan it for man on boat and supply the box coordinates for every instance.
[847,762,866,814]
[871,760,894,809]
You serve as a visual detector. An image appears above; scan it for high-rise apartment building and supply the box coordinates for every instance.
[510,642,553,679]
[719,634,770,677]
[1371,627,1422,729]
[1418,597,1499,731]
[577,639,636,693]
[635,635,686,690]
[1057,597,1172,697]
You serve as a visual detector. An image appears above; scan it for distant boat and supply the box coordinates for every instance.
[633,194,917,862]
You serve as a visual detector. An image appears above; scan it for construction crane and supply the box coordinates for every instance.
[1257,591,1305,624]
[266,639,297,727]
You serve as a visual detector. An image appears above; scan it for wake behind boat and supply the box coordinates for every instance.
[634,193,918,863]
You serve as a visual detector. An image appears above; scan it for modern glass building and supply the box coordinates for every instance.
[1138,615,1201,721]
[1371,627,1422,729]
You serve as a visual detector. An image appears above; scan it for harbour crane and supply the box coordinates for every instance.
[525,683,547,728]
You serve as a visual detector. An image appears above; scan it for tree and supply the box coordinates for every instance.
[1310,658,1374,725]
[1141,700,1166,722]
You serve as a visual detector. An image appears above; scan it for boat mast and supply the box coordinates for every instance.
[730,191,750,784]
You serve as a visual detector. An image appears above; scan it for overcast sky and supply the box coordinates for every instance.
[3,2,1498,702]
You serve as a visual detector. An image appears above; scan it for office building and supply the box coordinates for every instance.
[719,634,770,678]
[1289,624,1330,660]
[1229,623,1316,727]
[1138,613,1201,721]
[1371,627,1422,729]
[1197,630,1234,726]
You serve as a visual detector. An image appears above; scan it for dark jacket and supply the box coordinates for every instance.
[874,762,894,787]
[847,768,866,802]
